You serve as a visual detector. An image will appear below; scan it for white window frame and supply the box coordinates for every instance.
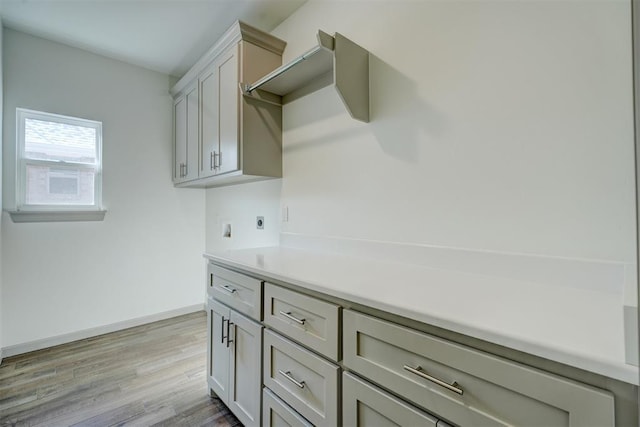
[11,108,105,222]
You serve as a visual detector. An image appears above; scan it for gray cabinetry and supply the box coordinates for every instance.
[173,82,198,183]
[343,309,615,427]
[263,329,339,426]
[264,282,340,361]
[209,264,262,320]
[262,388,312,427]
[343,372,438,427]
[206,296,262,426]
[171,21,286,188]
[205,260,628,427]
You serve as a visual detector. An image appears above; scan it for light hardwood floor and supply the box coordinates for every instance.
[0,311,241,426]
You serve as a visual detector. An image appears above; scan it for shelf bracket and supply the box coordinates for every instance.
[240,83,283,107]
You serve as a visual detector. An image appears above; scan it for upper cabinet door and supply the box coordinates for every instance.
[173,96,187,183]
[185,84,199,181]
[200,64,219,179]
[217,44,240,175]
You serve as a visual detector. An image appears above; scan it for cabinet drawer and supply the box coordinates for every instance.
[263,387,312,427]
[343,372,438,427]
[263,329,339,426]
[264,282,340,361]
[343,310,615,427]
[209,264,262,320]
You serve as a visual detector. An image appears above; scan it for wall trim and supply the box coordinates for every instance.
[0,304,205,360]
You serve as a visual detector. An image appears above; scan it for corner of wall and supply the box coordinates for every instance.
[0,17,5,365]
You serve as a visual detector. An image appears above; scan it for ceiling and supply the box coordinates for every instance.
[0,0,307,78]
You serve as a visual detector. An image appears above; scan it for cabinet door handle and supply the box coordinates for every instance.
[220,284,237,294]
[226,321,234,348]
[403,365,463,395]
[221,316,226,344]
[278,370,305,389]
[212,151,219,169]
[184,163,188,176]
[210,152,215,171]
[279,311,306,325]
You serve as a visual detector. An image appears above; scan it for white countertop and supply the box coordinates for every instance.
[204,246,639,385]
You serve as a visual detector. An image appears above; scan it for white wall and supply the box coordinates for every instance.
[206,0,635,267]
[206,180,281,251]
[1,28,205,349]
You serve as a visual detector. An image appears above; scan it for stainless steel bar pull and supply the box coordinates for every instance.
[278,370,305,388]
[213,151,219,170]
[403,365,464,395]
[220,284,237,294]
[226,321,234,348]
[279,311,306,325]
[221,317,227,344]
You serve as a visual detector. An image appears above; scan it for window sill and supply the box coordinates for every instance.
[8,210,107,223]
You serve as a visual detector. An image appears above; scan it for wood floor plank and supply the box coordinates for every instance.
[0,311,240,427]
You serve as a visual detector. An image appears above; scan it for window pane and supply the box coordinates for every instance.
[24,118,97,163]
[26,164,95,205]
[49,168,79,195]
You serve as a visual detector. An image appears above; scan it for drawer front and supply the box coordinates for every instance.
[343,372,438,427]
[263,388,312,427]
[264,282,340,361]
[343,310,615,427]
[263,329,339,426]
[209,264,262,320]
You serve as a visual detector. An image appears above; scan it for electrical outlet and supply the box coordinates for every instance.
[256,216,264,229]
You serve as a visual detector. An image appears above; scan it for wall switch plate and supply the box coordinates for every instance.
[222,223,232,238]
[256,216,264,229]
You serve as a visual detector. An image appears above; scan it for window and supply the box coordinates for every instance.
[13,108,104,222]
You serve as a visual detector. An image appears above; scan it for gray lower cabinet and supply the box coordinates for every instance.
[343,372,438,426]
[263,282,340,361]
[343,309,615,427]
[209,264,262,320]
[206,262,628,427]
[263,329,339,426]
[263,387,313,427]
[207,297,262,426]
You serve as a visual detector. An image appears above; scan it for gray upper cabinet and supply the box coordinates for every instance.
[173,82,198,183]
[171,21,286,188]
[198,61,219,179]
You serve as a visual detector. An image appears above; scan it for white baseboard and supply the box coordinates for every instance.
[0,304,205,359]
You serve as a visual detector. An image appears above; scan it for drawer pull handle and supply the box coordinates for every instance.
[279,370,306,389]
[220,284,237,294]
[279,311,306,325]
[403,365,464,395]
